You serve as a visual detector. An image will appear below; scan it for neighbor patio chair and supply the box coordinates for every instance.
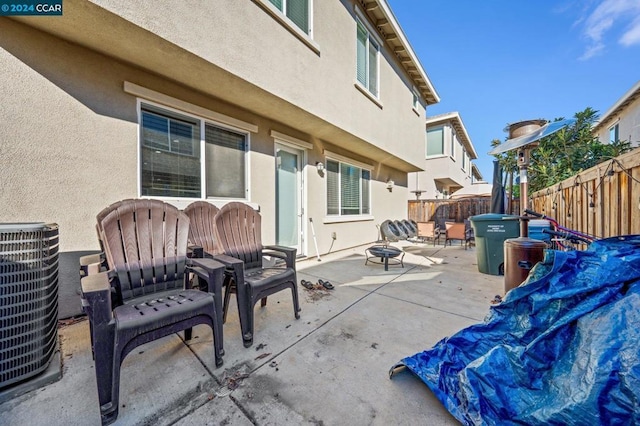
[444,221,473,249]
[80,199,225,425]
[416,221,441,245]
[213,202,301,348]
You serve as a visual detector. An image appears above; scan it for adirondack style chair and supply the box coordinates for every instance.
[80,199,225,425]
[213,202,300,348]
[184,201,221,256]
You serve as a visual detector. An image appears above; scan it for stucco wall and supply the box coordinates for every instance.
[596,96,640,148]
[89,0,426,165]
[0,19,410,259]
[408,123,473,199]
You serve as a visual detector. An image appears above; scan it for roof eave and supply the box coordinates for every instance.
[593,80,640,133]
[426,112,478,158]
[360,0,440,106]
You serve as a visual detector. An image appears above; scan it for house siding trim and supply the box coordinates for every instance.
[124,81,259,134]
[324,150,374,170]
[270,130,313,149]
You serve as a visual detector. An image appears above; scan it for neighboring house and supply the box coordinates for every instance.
[0,0,439,283]
[471,164,484,184]
[409,112,480,199]
[593,80,640,147]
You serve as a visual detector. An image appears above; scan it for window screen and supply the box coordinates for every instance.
[139,104,247,200]
[326,159,370,216]
[269,0,309,34]
[356,18,378,97]
[205,124,246,198]
[140,109,201,198]
[427,127,444,156]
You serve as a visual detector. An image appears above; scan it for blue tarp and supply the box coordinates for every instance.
[391,235,640,425]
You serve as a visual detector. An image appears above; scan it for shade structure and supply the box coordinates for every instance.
[489,118,576,155]
[450,183,492,199]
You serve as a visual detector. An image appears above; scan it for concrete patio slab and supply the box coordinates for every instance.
[0,242,504,425]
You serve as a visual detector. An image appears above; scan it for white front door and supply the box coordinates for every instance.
[276,145,304,254]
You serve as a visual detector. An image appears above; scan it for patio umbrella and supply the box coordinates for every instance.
[450,183,492,199]
[490,160,505,214]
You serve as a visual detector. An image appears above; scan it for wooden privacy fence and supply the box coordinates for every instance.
[408,197,521,224]
[530,148,640,239]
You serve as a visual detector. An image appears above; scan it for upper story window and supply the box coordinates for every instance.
[450,129,456,158]
[427,127,444,156]
[268,0,310,34]
[356,18,379,98]
[326,158,370,216]
[609,123,619,143]
[140,104,247,199]
[461,149,467,171]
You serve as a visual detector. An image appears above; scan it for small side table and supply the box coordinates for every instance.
[365,245,405,271]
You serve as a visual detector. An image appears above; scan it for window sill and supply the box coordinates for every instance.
[412,106,421,117]
[323,215,375,224]
[426,154,448,160]
[252,0,320,55]
[354,82,383,109]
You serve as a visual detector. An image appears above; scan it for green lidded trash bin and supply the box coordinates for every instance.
[469,214,520,275]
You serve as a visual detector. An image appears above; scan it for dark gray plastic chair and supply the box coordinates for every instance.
[184,201,221,256]
[213,202,300,348]
[81,199,225,425]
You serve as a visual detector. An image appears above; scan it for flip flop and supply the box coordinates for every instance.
[318,279,334,290]
[300,280,314,290]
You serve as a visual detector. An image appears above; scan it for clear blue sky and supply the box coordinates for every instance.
[387,0,640,181]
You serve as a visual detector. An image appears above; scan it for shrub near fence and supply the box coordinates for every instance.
[408,198,521,225]
[530,147,640,239]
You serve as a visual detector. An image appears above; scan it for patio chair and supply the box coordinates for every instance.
[183,201,221,256]
[464,219,475,248]
[213,202,300,348]
[416,221,441,245]
[183,200,226,351]
[379,219,403,242]
[444,221,473,249]
[80,199,225,425]
[400,220,417,239]
[79,199,138,277]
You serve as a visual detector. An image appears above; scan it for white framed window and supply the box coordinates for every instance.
[326,158,371,216]
[426,127,444,156]
[609,123,619,143]
[140,103,248,199]
[461,149,467,171]
[356,17,379,98]
[450,130,456,158]
[268,0,310,34]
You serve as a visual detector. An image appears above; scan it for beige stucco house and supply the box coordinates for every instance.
[593,80,640,148]
[408,112,480,199]
[0,0,440,286]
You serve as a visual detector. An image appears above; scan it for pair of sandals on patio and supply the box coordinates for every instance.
[300,279,334,290]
